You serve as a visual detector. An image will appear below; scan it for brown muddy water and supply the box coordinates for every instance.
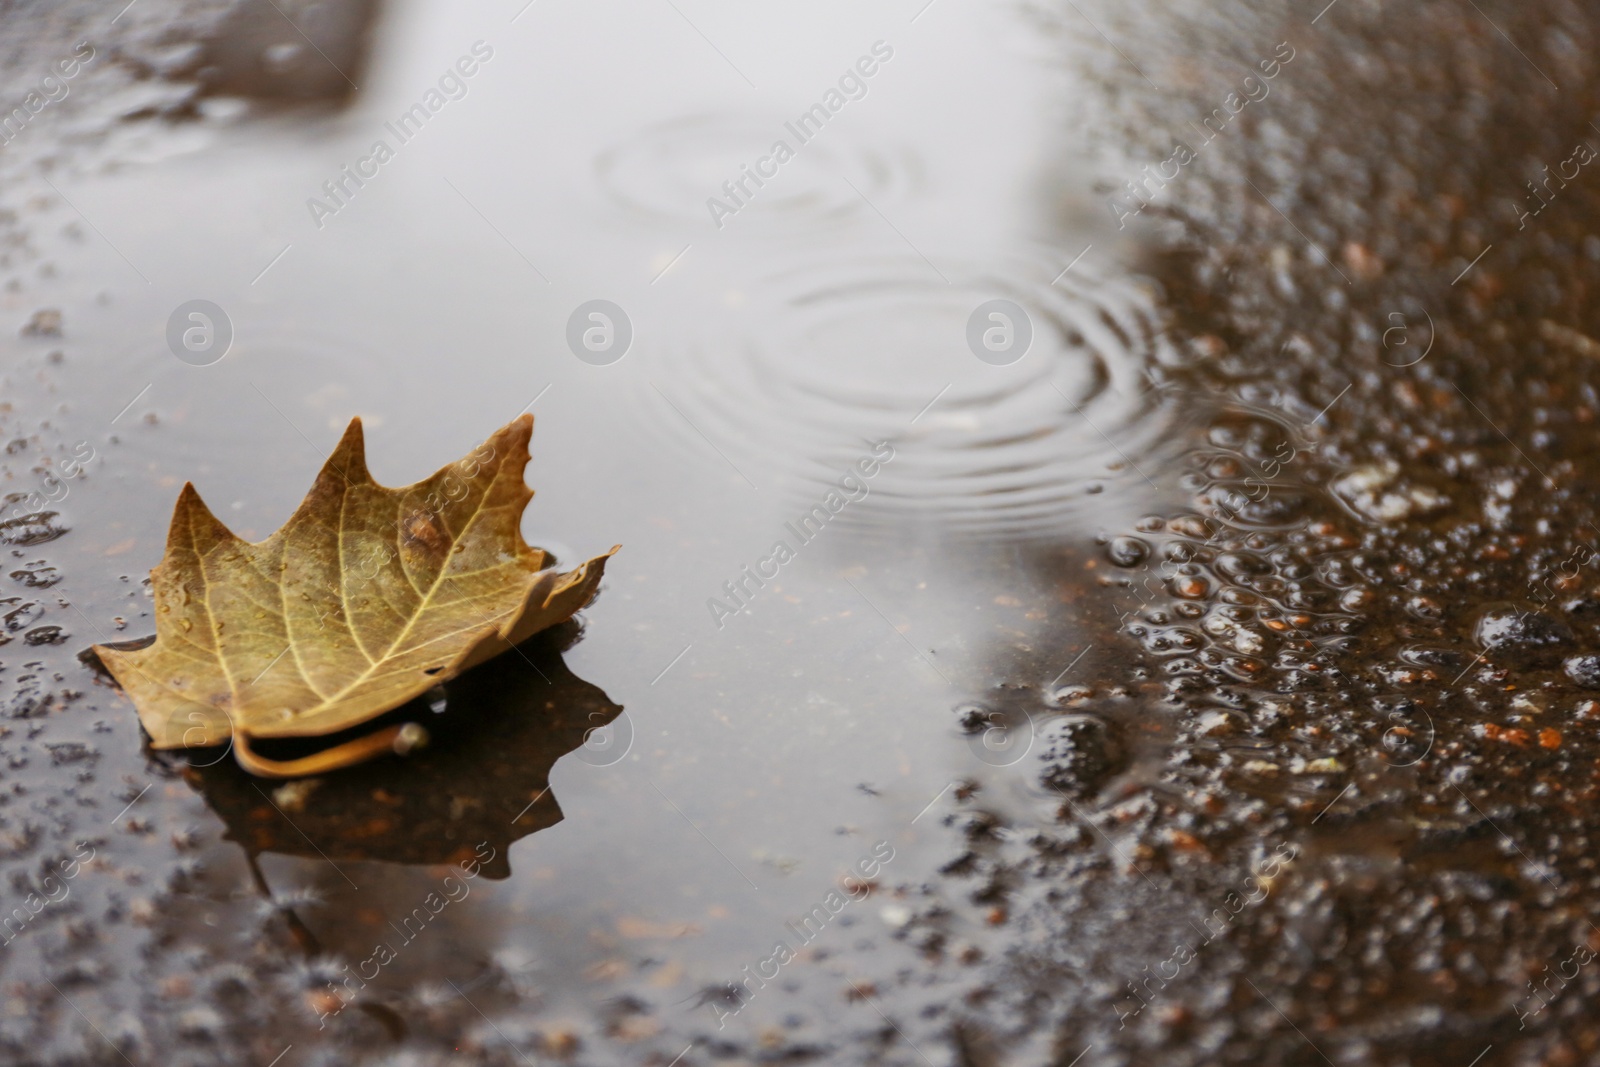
[3,0,1600,1065]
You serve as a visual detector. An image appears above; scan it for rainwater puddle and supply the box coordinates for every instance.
[0,0,1216,1062]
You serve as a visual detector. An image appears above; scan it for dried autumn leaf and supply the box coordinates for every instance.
[95,414,617,778]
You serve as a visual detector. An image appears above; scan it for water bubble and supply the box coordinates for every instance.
[1475,603,1573,663]
[1107,536,1149,567]
[393,723,428,755]
[9,562,60,587]
[0,509,67,546]
[23,625,66,645]
[1035,715,1119,797]
[1564,654,1600,689]
[1047,684,1093,707]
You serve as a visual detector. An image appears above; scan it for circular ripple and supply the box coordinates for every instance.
[594,112,919,231]
[642,252,1190,538]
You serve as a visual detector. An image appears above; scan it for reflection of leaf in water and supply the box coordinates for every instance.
[179,626,621,879]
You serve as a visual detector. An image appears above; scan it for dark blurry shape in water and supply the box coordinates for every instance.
[171,622,621,879]
[196,0,383,103]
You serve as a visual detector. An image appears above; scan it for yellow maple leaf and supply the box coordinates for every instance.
[96,414,617,778]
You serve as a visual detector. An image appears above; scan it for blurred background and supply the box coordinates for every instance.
[3,1,1600,1065]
